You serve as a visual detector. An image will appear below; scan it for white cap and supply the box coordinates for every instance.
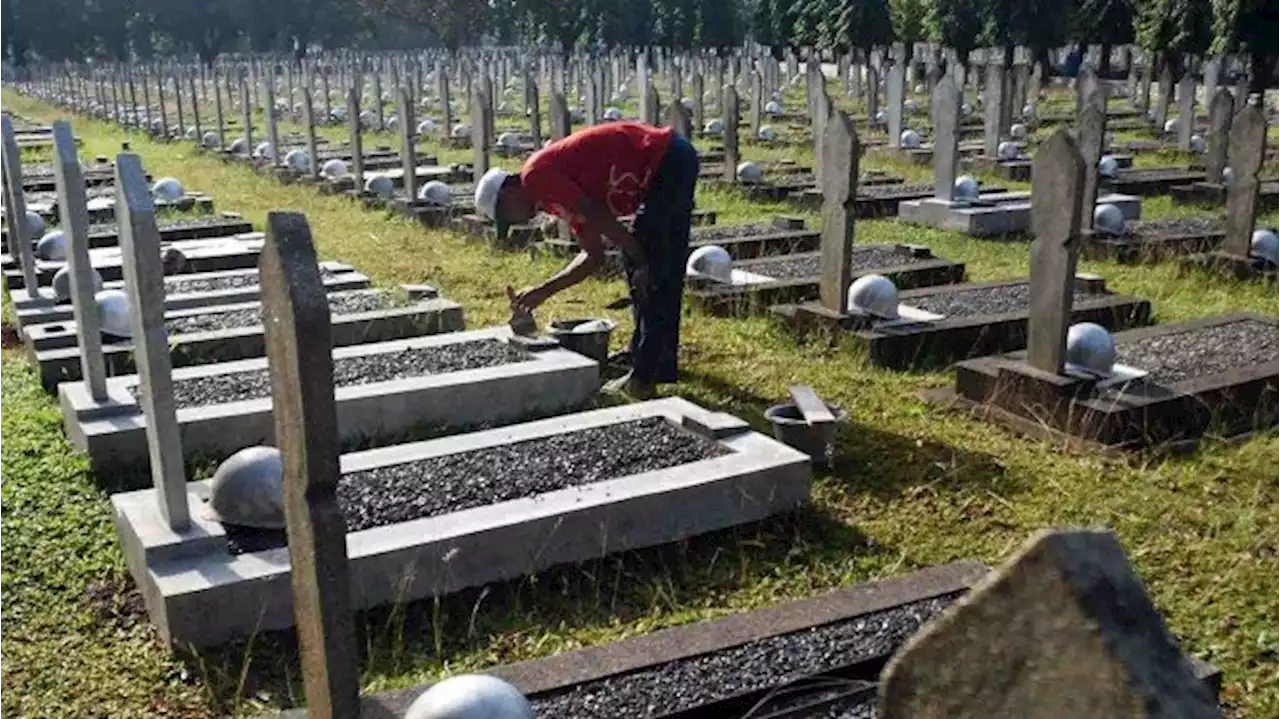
[474,168,513,220]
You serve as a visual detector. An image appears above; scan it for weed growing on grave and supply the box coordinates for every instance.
[1,88,1277,719]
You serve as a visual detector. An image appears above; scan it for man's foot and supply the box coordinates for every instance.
[604,371,656,400]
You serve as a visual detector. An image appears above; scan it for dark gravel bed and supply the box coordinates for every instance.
[750,247,928,280]
[857,183,932,199]
[1112,167,1202,182]
[136,339,531,409]
[163,266,335,294]
[909,283,1091,318]
[87,215,241,237]
[164,292,406,334]
[768,172,816,187]
[222,416,728,552]
[529,595,957,718]
[1125,217,1224,239]
[694,224,803,242]
[1115,319,1278,385]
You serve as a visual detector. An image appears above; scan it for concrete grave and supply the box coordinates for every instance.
[61,326,599,474]
[112,396,811,647]
[1,212,252,256]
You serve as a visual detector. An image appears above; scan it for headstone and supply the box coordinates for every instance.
[880,529,1224,718]
[302,86,320,181]
[638,54,651,122]
[529,80,542,147]
[983,57,1006,156]
[645,84,661,126]
[813,88,832,184]
[664,99,691,139]
[114,153,189,530]
[173,73,185,137]
[1075,65,1098,114]
[550,90,571,140]
[156,71,168,138]
[187,72,201,143]
[265,73,281,167]
[722,84,740,184]
[259,212,361,719]
[471,88,490,177]
[52,122,108,400]
[866,59,881,124]
[886,44,906,146]
[240,75,253,155]
[1126,50,1140,101]
[818,109,860,314]
[932,76,961,202]
[347,89,364,188]
[750,71,763,138]
[691,72,705,133]
[1202,55,1222,108]
[372,69,385,131]
[141,70,151,130]
[1154,64,1174,130]
[1176,64,1195,150]
[321,66,333,122]
[1074,96,1107,231]
[438,67,452,141]
[585,76,599,125]
[1026,130,1086,374]
[213,72,226,149]
[398,89,417,201]
[1222,105,1267,257]
[1204,88,1234,184]
[0,115,40,292]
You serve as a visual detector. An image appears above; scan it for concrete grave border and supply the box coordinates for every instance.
[113,397,812,646]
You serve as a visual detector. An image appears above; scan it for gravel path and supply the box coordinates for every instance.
[137,339,530,408]
[165,291,406,334]
[1116,319,1278,384]
[749,247,928,280]
[909,283,1090,318]
[224,417,729,551]
[530,595,957,718]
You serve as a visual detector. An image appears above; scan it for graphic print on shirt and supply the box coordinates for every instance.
[605,164,653,217]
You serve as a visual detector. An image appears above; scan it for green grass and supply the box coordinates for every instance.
[2,86,1278,718]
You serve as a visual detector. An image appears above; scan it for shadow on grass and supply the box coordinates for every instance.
[181,506,888,713]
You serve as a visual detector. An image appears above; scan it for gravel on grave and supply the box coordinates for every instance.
[162,266,335,295]
[164,291,404,334]
[1124,217,1224,239]
[1112,167,1203,182]
[857,183,933,199]
[909,283,1091,319]
[749,247,929,280]
[1115,319,1278,385]
[222,416,729,553]
[529,595,958,719]
[694,224,806,242]
[87,215,242,238]
[134,338,531,409]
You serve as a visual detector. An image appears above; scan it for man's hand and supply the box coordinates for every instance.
[507,284,551,312]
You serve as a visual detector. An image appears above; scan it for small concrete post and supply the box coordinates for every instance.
[321,66,333,120]
[471,88,490,177]
[886,44,906,147]
[259,212,361,719]
[585,75,599,125]
[1204,88,1234,184]
[880,530,1223,718]
[240,74,253,154]
[1074,95,1107,232]
[302,86,320,181]
[265,71,281,166]
[691,72,705,132]
[141,69,152,131]
[818,109,860,314]
[173,72,185,136]
[750,71,763,138]
[156,70,169,138]
[931,75,961,202]
[1,115,40,292]
[372,68,385,132]
[722,85,740,183]
[52,122,109,401]
[1222,104,1266,257]
[866,56,881,126]
[1026,130,1086,375]
[1176,61,1196,150]
[529,80,542,147]
[188,71,201,144]
[115,153,190,531]
[213,72,226,150]
[439,67,453,141]
[347,88,364,190]
[398,88,417,201]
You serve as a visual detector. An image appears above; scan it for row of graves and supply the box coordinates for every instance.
[0,113,1235,719]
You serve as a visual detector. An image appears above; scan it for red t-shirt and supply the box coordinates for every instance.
[521,122,674,236]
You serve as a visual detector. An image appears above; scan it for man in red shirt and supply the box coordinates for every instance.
[475,121,700,399]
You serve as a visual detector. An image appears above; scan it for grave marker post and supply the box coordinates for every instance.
[646,83,661,126]
[140,67,152,130]
[259,212,361,719]
[1176,59,1196,150]
[750,71,763,138]
[880,530,1223,718]
[188,71,201,143]
[1221,104,1266,257]
[664,99,691,139]
[931,75,961,202]
[1154,63,1174,130]
[471,88,490,177]
[173,71,185,136]
[156,69,169,138]
[371,67,385,131]
[1204,88,1234,184]
[302,86,320,181]
[265,70,281,166]
[321,65,333,120]
[983,54,1006,156]
[114,153,190,530]
[213,69,226,149]
[1026,130,1086,375]
[1074,95,1107,231]
[240,74,253,154]
[866,51,881,125]
[438,67,452,141]
[886,44,906,146]
[1,115,41,292]
[1203,55,1222,108]
[52,122,109,400]
[691,72,705,132]
[550,90,571,140]
[347,88,364,189]
[813,88,832,185]
[722,85,740,182]
[398,88,417,201]
[818,109,860,314]
[1075,64,1098,114]
[529,80,542,147]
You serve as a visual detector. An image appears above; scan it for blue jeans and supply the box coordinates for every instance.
[624,135,700,385]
